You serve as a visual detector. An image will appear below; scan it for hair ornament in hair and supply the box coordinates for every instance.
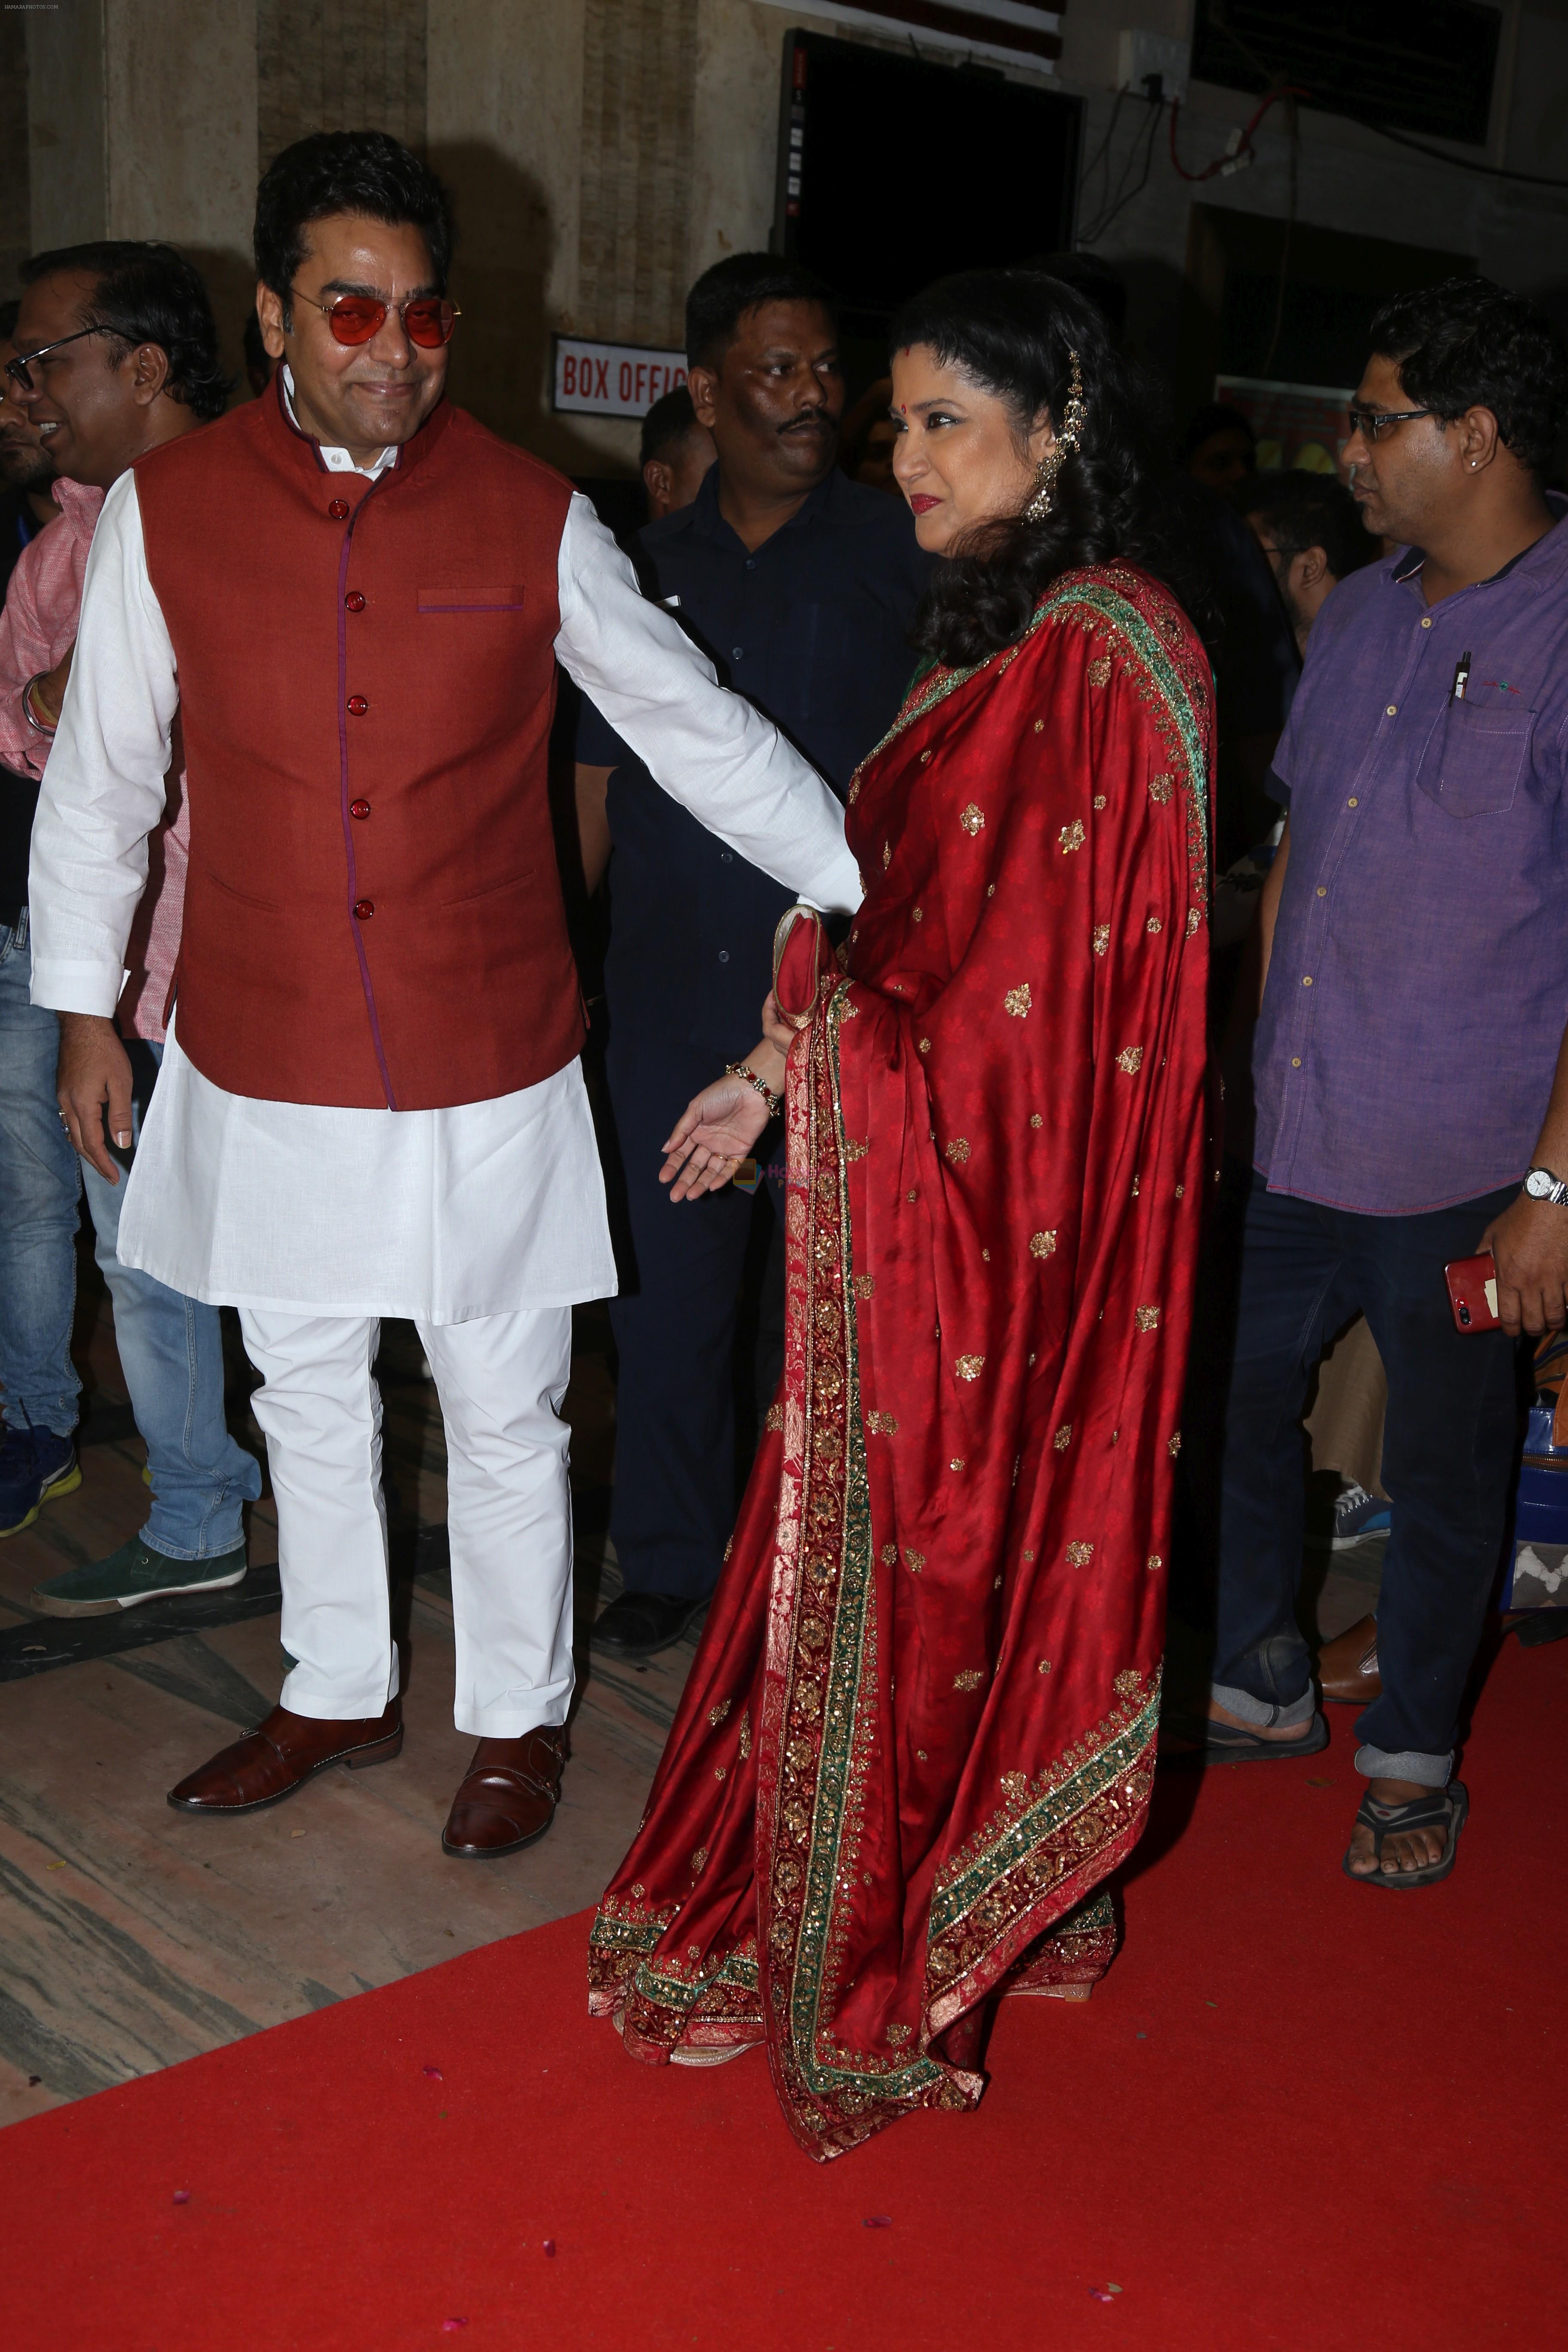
[1023,347,1085,523]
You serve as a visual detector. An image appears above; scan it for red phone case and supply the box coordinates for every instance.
[1444,1253,1501,1333]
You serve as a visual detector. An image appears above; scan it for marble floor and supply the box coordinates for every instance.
[0,1239,1384,2133]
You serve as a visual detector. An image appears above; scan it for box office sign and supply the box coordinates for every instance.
[552,336,688,420]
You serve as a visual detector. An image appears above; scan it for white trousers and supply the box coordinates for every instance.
[239,1307,576,1737]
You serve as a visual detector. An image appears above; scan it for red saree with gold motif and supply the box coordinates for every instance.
[589,562,1214,2159]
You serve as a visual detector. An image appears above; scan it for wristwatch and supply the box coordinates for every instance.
[1523,1165,1568,1205]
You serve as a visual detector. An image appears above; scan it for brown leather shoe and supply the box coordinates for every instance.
[167,1701,403,1813]
[442,1727,566,1858]
[1318,1614,1381,1705]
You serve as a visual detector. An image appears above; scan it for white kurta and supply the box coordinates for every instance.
[29,450,863,1324]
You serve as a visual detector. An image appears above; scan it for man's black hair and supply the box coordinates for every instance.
[1178,400,1256,462]
[1370,276,1568,482]
[0,300,19,342]
[254,131,454,322]
[19,241,227,422]
[1242,468,1377,585]
[685,251,836,371]
[640,383,699,470]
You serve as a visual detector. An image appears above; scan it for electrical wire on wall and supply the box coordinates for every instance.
[1077,85,1165,245]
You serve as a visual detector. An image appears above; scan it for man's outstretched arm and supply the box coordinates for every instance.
[552,493,862,914]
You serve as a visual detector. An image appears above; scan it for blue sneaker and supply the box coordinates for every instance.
[0,1424,82,1537]
[1332,1481,1391,1548]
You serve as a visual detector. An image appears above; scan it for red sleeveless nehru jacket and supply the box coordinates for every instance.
[133,382,580,1110]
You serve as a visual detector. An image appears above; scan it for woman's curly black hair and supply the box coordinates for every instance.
[891,269,1198,669]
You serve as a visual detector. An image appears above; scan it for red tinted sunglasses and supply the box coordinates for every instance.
[291,287,460,348]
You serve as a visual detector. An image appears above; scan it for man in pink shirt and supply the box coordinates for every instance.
[0,241,262,1591]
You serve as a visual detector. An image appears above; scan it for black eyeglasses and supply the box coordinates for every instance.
[3,325,110,394]
[1346,404,1434,444]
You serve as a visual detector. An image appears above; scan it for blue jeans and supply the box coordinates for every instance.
[1212,1170,1520,1786]
[83,1037,261,1559]
[0,912,81,1438]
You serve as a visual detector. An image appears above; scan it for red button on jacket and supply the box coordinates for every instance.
[353,899,374,921]
[328,498,350,520]
[347,695,368,716]
[344,591,365,612]
[350,798,371,820]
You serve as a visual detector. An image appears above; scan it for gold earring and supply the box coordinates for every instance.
[1024,348,1086,523]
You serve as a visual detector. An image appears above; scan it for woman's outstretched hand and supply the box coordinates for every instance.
[661,1073,772,1201]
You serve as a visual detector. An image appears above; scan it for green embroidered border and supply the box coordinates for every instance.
[783,982,945,2111]
[928,1687,1160,1946]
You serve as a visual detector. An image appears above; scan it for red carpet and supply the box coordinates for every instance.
[7,1636,1562,2352]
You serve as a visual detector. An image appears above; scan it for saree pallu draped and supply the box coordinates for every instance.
[590,563,1214,2159]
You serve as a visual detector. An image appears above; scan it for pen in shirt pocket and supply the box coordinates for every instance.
[1451,649,1472,702]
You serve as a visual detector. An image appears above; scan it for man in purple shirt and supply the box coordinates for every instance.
[1204,278,1568,1889]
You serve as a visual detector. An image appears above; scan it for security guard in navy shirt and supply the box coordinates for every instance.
[576,254,932,1658]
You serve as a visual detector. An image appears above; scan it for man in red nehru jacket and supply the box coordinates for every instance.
[27,132,860,1856]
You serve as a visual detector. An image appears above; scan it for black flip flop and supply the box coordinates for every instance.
[1163,1709,1329,1768]
[1342,1779,1468,1890]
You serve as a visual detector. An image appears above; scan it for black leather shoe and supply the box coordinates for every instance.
[590,1590,705,1659]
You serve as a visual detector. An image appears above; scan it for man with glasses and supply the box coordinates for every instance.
[27,132,860,1859]
[1199,277,1568,1891]
[0,242,263,1580]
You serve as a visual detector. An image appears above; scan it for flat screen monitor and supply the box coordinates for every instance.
[773,30,1083,331]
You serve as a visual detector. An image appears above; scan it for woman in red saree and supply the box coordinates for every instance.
[589,272,1214,2159]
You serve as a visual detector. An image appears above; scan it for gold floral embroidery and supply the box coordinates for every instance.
[854,1273,875,1299]
[847,776,860,804]
[955,1354,985,1381]
[765,1403,784,1432]
[709,1699,732,1726]
[1146,916,1163,933]
[1000,1770,1029,1801]
[917,1036,931,1054]
[1030,1230,1057,1259]
[866,1409,899,1436]
[1147,1555,1163,1572]
[1093,793,1107,810]
[1168,1431,1182,1457]
[1037,1659,1051,1674]
[1135,1305,1160,1332]
[880,1542,898,1565]
[905,1548,925,1574]
[911,906,923,922]
[1029,1112,1043,1128]
[691,1846,708,1876]
[1004,984,1032,1017]
[960,803,985,835]
[949,1456,965,1471]
[1187,906,1201,936]
[1053,1423,1072,1451]
[1116,1046,1144,1074]
[1093,924,1110,956]
[1088,655,1112,688]
[1065,1540,1095,1567]
[1060,819,1085,853]
[843,1136,868,1160]
[714,1764,727,1779]
[953,1669,986,1692]
[882,842,891,868]
[885,2022,912,2046]
[1131,1174,1140,1197]
[1148,774,1173,803]
[1114,1669,1142,1697]
[945,1138,971,1166]
[1033,718,1044,732]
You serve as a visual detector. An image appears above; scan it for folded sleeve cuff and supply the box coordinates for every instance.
[28,957,127,1018]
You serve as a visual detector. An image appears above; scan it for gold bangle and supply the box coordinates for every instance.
[726,1060,783,1116]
